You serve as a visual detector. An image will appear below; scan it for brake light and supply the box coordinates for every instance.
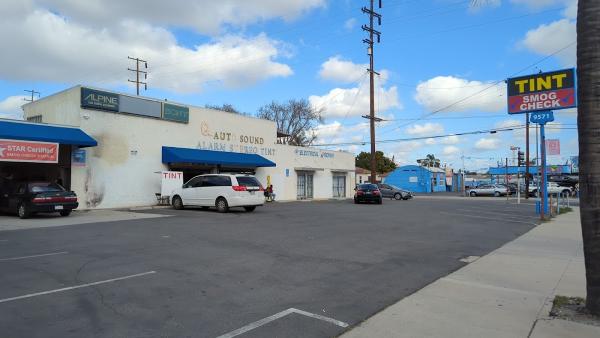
[32,196,77,203]
[259,184,265,192]
[232,185,247,191]
[357,191,364,195]
[373,190,380,195]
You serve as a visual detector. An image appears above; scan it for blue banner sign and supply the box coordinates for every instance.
[530,111,554,125]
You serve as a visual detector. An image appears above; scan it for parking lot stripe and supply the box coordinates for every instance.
[439,212,536,225]
[0,271,156,304]
[0,251,68,262]
[455,209,538,219]
[216,308,349,338]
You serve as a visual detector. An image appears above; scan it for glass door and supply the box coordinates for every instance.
[332,175,346,198]
[297,172,314,199]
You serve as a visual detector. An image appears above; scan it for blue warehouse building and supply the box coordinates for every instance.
[384,165,447,193]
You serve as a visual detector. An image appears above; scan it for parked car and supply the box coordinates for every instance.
[530,182,573,197]
[171,174,264,212]
[0,181,78,219]
[376,183,413,200]
[468,184,509,197]
[354,183,383,204]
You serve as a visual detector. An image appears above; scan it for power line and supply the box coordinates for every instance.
[127,56,148,96]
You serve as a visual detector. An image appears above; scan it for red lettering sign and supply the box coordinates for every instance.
[508,88,575,114]
[0,139,59,163]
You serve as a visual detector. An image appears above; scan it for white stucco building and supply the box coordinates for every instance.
[2,85,355,209]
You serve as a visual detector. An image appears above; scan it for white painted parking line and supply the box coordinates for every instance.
[216,308,349,338]
[0,271,156,304]
[0,251,68,262]
[439,211,536,225]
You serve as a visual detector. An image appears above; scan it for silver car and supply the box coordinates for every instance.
[468,184,509,197]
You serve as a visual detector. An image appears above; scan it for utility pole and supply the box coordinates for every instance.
[362,0,382,184]
[525,113,530,199]
[23,89,40,102]
[127,56,148,96]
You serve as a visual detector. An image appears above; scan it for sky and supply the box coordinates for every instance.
[0,0,579,171]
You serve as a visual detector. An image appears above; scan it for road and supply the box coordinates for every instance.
[0,197,539,337]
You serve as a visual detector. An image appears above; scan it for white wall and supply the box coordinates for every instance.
[23,86,355,209]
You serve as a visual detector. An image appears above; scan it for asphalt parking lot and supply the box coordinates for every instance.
[0,197,540,338]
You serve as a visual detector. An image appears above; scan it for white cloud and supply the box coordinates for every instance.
[495,119,522,129]
[521,18,576,66]
[443,146,460,156]
[441,135,461,145]
[309,77,400,118]
[312,121,369,145]
[344,18,357,31]
[0,5,293,93]
[319,56,367,83]
[386,141,424,165]
[0,96,26,120]
[406,123,445,136]
[33,0,326,35]
[414,76,506,113]
[425,138,437,145]
[475,137,501,150]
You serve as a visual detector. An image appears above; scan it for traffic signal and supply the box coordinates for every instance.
[518,151,525,166]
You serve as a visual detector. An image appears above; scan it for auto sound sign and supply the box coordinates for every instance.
[507,68,576,114]
[0,139,59,163]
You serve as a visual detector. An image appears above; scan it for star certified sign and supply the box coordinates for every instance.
[0,139,59,163]
[507,68,577,114]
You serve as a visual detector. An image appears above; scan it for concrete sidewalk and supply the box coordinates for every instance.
[341,208,600,338]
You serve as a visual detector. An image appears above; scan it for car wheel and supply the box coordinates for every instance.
[394,193,402,200]
[494,191,501,197]
[172,196,184,210]
[561,190,571,197]
[59,210,72,217]
[354,198,359,204]
[470,191,476,197]
[532,190,539,197]
[17,204,29,219]
[244,206,256,212]
[377,198,383,204]
[216,197,229,213]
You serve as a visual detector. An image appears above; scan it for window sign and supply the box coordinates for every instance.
[72,148,86,167]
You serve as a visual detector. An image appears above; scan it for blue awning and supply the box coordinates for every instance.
[162,146,276,167]
[0,120,97,147]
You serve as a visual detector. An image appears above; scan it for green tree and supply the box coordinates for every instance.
[417,154,441,168]
[355,151,397,173]
[577,0,600,315]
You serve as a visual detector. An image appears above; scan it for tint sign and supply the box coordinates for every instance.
[81,87,119,112]
[507,68,576,114]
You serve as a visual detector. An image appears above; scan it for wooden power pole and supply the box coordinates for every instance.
[362,0,382,183]
[127,56,148,96]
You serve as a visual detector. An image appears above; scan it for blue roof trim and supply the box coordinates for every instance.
[162,146,276,167]
[0,120,97,147]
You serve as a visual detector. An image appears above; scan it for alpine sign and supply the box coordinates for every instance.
[507,68,576,114]
[0,139,59,163]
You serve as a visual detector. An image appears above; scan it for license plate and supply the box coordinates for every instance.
[55,205,64,210]
[366,192,372,195]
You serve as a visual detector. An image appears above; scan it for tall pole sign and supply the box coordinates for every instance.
[507,68,577,219]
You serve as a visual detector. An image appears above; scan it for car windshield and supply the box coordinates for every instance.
[358,184,378,190]
[29,183,65,193]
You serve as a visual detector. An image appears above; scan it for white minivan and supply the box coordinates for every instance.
[171,174,265,212]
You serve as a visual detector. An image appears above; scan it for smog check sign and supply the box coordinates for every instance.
[507,68,576,114]
[0,139,59,163]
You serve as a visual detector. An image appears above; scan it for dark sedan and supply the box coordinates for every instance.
[376,183,413,200]
[0,182,78,219]
[354,183,383,204]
